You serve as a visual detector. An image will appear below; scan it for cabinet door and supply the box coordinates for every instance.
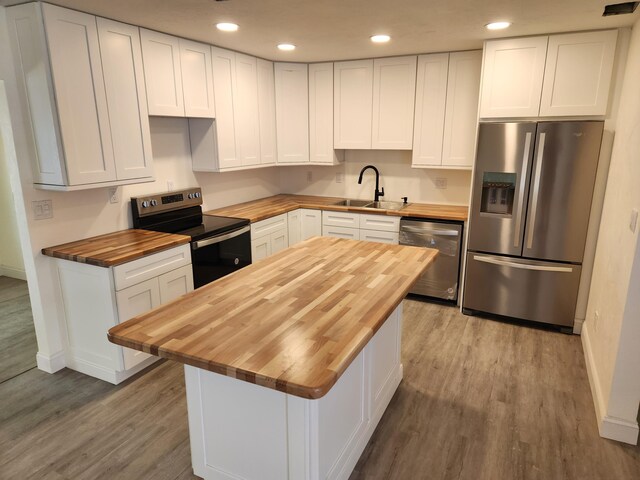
[309,63,337,163]
[480,37,548,118]
[159,265,194,303]
[441,50,482,168]
[288,210,302,246]
[301,209,322,240]
[140,29,185,116]
[251,237,271,261]
[180,39,215,118]
[539,30,617,117]
[257,59,277,165]
[270,230,289,255]
[412,53,449,166]
[372,56,417,150]
[235,53,261,166]
[42,4,116,185]
[116,277,160,370]
[334,60,373,149]
[275,63,310,163]
[97,18,154,181]
[211,47,242,169]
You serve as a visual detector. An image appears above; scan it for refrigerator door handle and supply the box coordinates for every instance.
[514,131,532,248]
[473,255,574,273]
[526,132,546,250]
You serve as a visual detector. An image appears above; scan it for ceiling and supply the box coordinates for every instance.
[2,0,638,61]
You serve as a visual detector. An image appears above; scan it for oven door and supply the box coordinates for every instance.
[191,225,251,288]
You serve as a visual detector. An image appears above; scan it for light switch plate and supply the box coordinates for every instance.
[630,209,638,233]
[33,200,53,220]
[335,172,344,184]
[435,177,448,189]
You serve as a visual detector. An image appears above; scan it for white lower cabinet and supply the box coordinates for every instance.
[322,211,400,244]
[250,214,288,261]
[287,210,301,246]
[289,209,323,246]
[56,244,193,384]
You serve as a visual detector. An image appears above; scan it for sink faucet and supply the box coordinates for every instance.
[358,165,384,202]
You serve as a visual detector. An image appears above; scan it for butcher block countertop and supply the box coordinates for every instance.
[42,229,191,267]
[108,237,437,399]
[205,194,469,222]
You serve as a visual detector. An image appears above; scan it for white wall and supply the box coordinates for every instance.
[0,134,25,279]
[582,18,640,445]
[280,150,472,205]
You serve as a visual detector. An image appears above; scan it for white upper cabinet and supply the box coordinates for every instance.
[441,51,482,167]
[539,30,618,117]
[235,53,261,166]
[480,36,548,118]
[334,60,374,148]
[6,3,154,189]
[371,56,417,149]
[480,30,617,118]
[309,63,342,164]
[97,18,154,181]
[275,63,309,163]
[141,30,215,118]
[140,29,184,116]
[412,53,449,166]
[412,50,481,168]
[180,39,216,118]
[257,59,277,165]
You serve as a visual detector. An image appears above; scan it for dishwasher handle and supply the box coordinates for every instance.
[401,226,460,236]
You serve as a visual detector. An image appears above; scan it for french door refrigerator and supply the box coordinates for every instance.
[463,121,604,328]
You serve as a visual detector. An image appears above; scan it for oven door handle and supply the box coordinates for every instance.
[192,225,251,250]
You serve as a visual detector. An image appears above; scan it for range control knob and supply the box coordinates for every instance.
[187,193,194,199]
[141,201,150,208]
[150,199,158,206]
[194,192,201,198]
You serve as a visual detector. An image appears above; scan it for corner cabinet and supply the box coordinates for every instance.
[6,3,154,190]
[275,63,310,164]
[140,29,215,118]
[55,244,193,384]
[480,30,618,118]
[334,56,417,150]
[412,50,481,168]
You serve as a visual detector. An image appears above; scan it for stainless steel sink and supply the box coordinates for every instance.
[332,199,373,207]
[366,201,407,210]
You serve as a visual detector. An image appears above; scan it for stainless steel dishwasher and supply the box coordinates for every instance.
[399,218,463,301]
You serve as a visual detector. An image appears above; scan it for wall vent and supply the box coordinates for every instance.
[603,2,639,16]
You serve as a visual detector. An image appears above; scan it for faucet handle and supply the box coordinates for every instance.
[379,187,385,198]
[401,196,408,204]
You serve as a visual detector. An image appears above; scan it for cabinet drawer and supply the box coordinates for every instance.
[322,211,360,228]
[251,213,288,239]
[359,229,399,245]
[323,225,359,240]
[359,214,400,233]
[113,244,191,291]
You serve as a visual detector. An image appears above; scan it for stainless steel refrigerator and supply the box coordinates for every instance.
[463,121,604,329]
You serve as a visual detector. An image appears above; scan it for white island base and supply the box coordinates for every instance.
[184,304,403,480]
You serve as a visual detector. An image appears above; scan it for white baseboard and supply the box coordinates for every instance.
[36,350,66,373]
[581,322,639,445]
[67,355,159,385]
[0,265,27,281]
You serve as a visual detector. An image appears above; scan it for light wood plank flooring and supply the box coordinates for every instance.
[0,299,638,479]
[0,276,37,383]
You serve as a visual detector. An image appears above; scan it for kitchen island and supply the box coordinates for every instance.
[108,237,436,480]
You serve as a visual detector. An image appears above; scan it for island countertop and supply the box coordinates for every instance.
[108,236,437,399]
[205,194,469,223]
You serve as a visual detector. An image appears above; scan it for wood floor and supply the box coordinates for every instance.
[0,275,37,383]
[0,299,638,479]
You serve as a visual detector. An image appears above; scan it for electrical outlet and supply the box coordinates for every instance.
[435,177,448,189]
[306,171,313,183]
[335,172,344,184]
[108,187,118,204]
[167,180,174,191]
[630,209,638,233]
[594,310,600,332]
[32,200,53,220]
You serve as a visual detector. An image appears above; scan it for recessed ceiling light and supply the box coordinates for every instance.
[485,21,511,30]
[278,43,296,51]
[371,34,391,43]
[216,22,238,32]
